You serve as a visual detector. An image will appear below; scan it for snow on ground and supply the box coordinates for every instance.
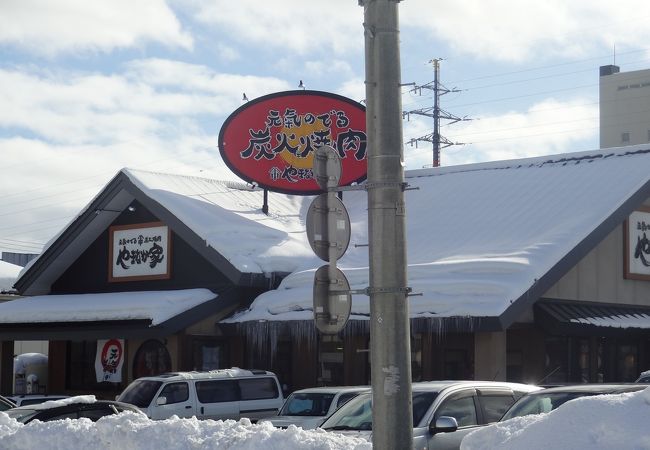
[3,388,650,449]
[0,413,371,450]
[461,386,650,450]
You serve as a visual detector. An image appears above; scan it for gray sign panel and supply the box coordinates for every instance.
[313,145,342,190]
[313,265,351,334]
[306,194,351,262]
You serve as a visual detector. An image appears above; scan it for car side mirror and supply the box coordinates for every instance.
[430,416,458,434]
[156,396,168,406]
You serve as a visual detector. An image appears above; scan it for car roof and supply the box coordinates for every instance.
[133,367,277,382]
[289,386,370,395]
[10,398,135,412]
[410,380,540,393]
[523,383,645,394]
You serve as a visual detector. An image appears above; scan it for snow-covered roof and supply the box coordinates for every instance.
[0,260,21,292]
[226,145,650,325]
[15,145,650,329]
[122,169,316,275]
[0,288,215,325]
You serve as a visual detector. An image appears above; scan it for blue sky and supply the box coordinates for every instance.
[1,0,650,256]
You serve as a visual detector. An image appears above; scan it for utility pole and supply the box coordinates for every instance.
[403,59,471,167]
[361,0,413,449]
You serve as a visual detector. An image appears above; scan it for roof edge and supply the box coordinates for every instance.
[498,175,650,329]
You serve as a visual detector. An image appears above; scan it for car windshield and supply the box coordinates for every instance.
[279,392,336,416]
[0,397,14,411]
[117,380,163,408]
[501,392,595,420]
[321,391,438,431]
[4,408,39,423]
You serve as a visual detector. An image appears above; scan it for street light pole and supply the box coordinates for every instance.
[361,0,413,449]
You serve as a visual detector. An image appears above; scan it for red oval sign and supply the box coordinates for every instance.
[218,90,367,195]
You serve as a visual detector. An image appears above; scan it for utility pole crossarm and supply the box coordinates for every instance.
[403,59,472,167]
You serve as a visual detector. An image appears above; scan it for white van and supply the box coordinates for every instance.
[117,368,283,421]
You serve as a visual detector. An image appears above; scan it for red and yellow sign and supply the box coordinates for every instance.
[218,90,367,195]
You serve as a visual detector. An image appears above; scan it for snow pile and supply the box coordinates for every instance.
[461,386,650,450]
[0,413,371,450]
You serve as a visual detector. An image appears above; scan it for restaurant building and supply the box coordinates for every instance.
[2,145,650,397]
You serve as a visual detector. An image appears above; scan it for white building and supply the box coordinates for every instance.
[599,65,650,148]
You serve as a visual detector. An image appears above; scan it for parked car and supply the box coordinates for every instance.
[320,380,540,450]
[635,370,650,383]
[3,396,143,424]
[500,383,647,421]
[261,386,370,429]
[7,394,69,406]
[0,395,15,411]
[117,367,284,421]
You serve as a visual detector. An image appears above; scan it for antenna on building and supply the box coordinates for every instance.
[402,58,472,167]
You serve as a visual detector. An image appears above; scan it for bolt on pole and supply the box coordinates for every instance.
[360,0,413,449]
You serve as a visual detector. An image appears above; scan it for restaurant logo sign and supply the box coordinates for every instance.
[218,90,367,195]
[625,207,650,280]
[95,339,124,383]
[108,222,171,282]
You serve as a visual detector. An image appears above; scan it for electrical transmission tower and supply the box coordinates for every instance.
[403,59,471,167]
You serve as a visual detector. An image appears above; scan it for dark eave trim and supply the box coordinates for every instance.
[0,291,240,341]
[535,298,650,337]
[498,173,650,329]
[15,170,270,294]
[0,319,155,340]
[14,172,129,294]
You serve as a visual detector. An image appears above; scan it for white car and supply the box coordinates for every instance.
[320,380,541,450]
[262,386,370,429]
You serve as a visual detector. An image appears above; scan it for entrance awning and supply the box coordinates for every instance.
[535,299,650,335]
[0,288,226,340]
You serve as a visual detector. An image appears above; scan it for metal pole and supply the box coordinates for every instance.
[361,0,413,449]
[432,59,440,167]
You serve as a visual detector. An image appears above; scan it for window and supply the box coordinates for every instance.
[479,392,515,423]
[544,337,568,383]
[622,132,630,143]
[281,393,335,416]
[647,129,650,142]
[616,344,638,382]
[443,349,470,379]
[506,350,523,382]
[133,340,172,379]
[337,392,359,408]
[196,380,238,403]
[78,406,114,421]
[239,378,279,400]
[159,382,189,404]
[318,335,344,385]
[435,391,478,427]
[67,341,115,391]
[191,338,226,371]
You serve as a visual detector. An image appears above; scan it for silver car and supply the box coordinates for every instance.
[320,380,540,450]
[262,386,369,429]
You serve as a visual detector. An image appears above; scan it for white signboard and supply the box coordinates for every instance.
[109,222,171,282]
[625,208,650,280]
[95,339,124,383]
